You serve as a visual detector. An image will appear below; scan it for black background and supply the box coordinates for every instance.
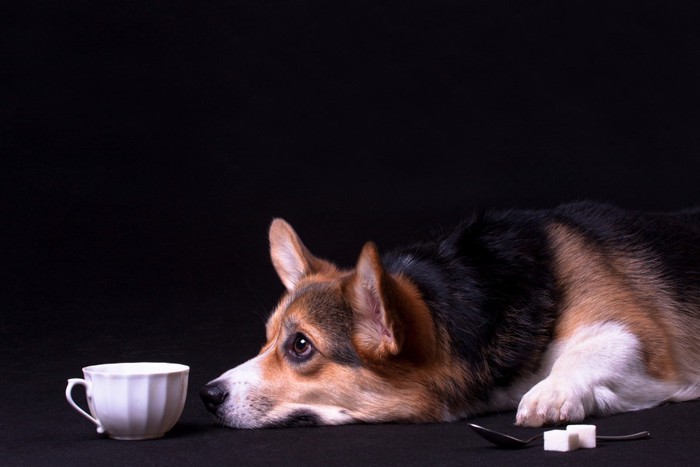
[2,1,699,465]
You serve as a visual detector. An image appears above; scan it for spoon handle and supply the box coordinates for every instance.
[597,431,651,441]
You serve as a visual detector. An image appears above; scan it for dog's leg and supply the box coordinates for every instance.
[515,322,680,427]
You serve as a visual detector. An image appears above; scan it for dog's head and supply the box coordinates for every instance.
[201,219,455,428]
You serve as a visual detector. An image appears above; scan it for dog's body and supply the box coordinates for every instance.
[201,201,700,428]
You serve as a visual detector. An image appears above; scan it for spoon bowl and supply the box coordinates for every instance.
[468,423,651,449]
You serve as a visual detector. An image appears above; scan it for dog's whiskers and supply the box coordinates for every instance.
[244,278,271,324]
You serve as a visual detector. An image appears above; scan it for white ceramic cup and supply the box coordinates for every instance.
[65,362,189,440]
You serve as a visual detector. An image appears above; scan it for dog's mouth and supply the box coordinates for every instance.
[271,410,322,428]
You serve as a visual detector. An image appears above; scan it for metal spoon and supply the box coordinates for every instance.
[468,423,651,449]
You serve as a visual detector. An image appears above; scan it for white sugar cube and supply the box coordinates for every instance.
[567,424,597,448]
[544,429,580,452]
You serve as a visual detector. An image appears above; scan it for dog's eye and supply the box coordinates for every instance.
[288,333,314,361]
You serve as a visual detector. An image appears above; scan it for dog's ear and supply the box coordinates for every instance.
[349,242,403,360]
[269,218,336,290]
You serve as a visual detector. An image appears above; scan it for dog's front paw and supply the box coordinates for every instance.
[515,378,588,427]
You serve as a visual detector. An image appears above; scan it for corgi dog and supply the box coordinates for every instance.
[201,201,700,428]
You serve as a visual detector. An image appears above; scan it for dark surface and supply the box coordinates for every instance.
[2,1,700,465]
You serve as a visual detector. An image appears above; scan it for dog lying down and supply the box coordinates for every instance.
[201,201,700,428]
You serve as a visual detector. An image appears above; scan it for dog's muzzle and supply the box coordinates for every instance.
[200,383,228,414]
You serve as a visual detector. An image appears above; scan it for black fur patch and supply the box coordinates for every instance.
[384,209,558,403]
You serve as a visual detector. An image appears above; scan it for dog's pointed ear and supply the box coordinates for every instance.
[269,218,336,290]
[349,242,403,359]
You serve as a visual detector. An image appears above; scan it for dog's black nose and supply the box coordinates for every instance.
[200,384,228,413]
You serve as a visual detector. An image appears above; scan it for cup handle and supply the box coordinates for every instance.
[65,378,105,434]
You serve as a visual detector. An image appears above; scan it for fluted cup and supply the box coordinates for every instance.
[66,362,189,440]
